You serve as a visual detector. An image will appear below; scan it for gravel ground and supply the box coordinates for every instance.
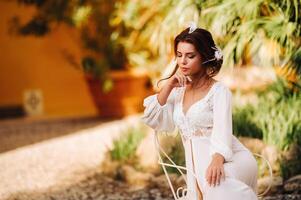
[0,116,300,200]
[0,115,172,200]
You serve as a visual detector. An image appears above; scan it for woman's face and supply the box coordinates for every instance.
[176,41,205,76]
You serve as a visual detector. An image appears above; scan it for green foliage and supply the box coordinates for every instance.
[233,104,263,139]
[233,77,301,151]
[280,145,301,180]
[15,0,301,82]
[112,0,301,81]
[255,78,301,150]
[257,93,301,150]
[111,0,200,79]
[109,126,146,164]
[234,78,301,178]
[161,133,185,175]
[200,0,300,70]
[82,56,109,79]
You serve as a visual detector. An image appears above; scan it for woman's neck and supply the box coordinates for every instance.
[187,74,212,90]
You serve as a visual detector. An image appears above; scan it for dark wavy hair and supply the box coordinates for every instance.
[157,27,223,87]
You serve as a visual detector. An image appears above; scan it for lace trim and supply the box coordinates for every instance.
[180,126,213,141]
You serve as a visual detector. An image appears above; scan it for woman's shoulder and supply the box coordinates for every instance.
[169,86,182,100]
[212,81,232,99]
[214,81,231,92]
[172,86,184,93]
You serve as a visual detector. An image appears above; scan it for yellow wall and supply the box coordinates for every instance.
[0,2,98,119]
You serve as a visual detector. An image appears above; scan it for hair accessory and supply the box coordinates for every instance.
[188,21,197,34]
[202,46,223,64]
[212,46,223,61]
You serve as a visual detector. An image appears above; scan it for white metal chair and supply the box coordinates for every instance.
[154,131,273,200]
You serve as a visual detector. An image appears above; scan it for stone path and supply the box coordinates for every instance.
[0,116,173,200]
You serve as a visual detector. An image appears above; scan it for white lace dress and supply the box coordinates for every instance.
[141,81,258,200]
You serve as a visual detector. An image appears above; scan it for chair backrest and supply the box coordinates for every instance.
[252,153,273,197]
[154,131,198,199]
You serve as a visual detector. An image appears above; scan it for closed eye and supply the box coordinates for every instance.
[176,53,195,58]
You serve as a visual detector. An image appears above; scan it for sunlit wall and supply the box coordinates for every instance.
[0,1,98,119]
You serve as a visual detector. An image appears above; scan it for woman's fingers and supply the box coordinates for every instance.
[206,167,225,187]
[175,72,186,87]
[211,168,217,186]
[216,168,221,186]
[207,168,214,186]
[180,74,185,86]
[221,167,225,181]
[175,73,181,86]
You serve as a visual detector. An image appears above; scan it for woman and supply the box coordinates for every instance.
[141,26,258,200]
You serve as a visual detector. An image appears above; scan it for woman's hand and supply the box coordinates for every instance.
[167,69,192,88]
[205,153,225,187]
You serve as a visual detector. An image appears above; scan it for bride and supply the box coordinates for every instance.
[141,25,258,200]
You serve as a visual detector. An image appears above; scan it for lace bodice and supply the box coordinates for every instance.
[173,83,217,140]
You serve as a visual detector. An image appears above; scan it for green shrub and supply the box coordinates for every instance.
[257,93,301,151]
[280,145,301,180]
[255,78,301,151]
[234,77,301,150]
[161,133,186,175]
[109,125,146,164]
[233,104,263,139]
[233,77,301,178]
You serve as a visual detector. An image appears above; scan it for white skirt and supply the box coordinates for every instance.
[183,136,258,200]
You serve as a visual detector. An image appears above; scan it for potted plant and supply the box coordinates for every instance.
[13,0,154,117]
[82,53,153,118]
[77,2,153,117]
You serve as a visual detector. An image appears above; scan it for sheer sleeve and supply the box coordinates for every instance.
[141,88,177,132]
[209,85,233,162]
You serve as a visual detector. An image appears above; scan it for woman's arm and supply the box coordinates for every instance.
[210,85,233,161]
[157,82,174,106]
[157,68,192,105]
[141,69,189,132]
[206,84,233,187]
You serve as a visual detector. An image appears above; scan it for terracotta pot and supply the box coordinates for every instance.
[85,70,153,118]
